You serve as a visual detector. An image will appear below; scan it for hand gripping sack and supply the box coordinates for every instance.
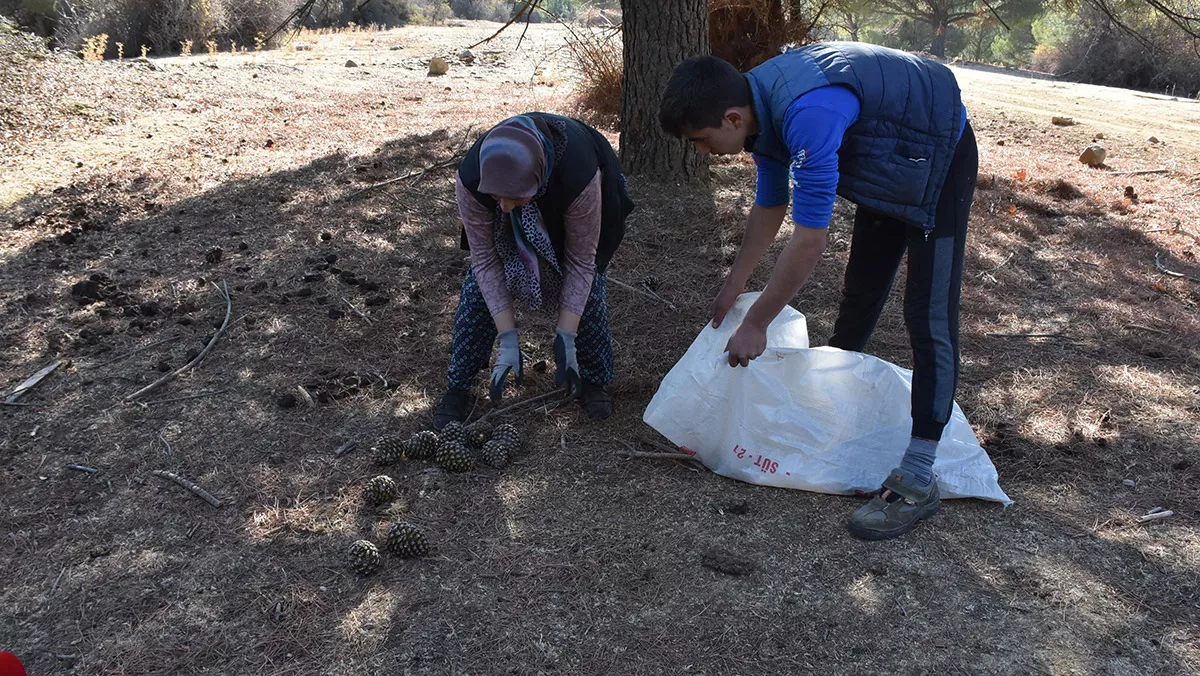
[643,294,1010,504]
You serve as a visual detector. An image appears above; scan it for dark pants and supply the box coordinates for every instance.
[828,123,978,441]
[447,269,616,390]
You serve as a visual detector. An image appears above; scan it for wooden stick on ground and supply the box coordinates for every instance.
[985,332,1067,339]
[1126,324,1169,335]
[140,390,228,406]
[5,360,62,404]
[616,440,705,470]
[341,297,374,325]
[608,277,678,311]
[333,442,357,457]
[345,125,474,199]
[151,470,223,508]
[1138,510,1174,523]
[1106,167,1169,176]
[124,282,231,402]
[66,464,99,474]
[86,335,183,370]
[1155,252,1199,283]
[476,388,568,424]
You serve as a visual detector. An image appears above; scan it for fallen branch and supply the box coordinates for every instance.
[1106,167,1168,176]
[86,335,183,370]
[476,388,567,424]
[341,297,374,324]
[50,566,66,595]
[976,252,1014,276]
[616,440,705,470]
[617,449,697,461]
[985,332,1067,338]
[1132,93,1200,103]
[140,390,227,406]
[1155,252,1199,283]
[1125,324,1169,335]
[608,276,677,311]
[124,282,231,401]
[1138,510,1174,523]
[151,470,223,508]
[333,442,357,457]
[66,464,99,474]
[0,401,34,407]
[344,125,474,200]
[5,360,62,404]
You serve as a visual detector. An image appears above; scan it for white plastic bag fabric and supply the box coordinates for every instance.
[643,294,1011,504]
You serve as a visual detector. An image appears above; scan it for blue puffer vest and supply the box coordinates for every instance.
[744,42,964,229]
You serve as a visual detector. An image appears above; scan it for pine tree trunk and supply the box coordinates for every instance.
[618,0,709,181]
[931,17,948,58]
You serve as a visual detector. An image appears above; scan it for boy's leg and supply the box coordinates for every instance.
[828,207,909,352]
[902,122,977,457]
[437,270,496,428]
[575,272,615,418]
[847,123,977,541]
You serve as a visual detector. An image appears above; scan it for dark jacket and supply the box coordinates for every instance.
[745,42,964,229]
[458,113,635,272]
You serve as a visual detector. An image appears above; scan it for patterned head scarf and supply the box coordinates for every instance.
[477,117,547,199]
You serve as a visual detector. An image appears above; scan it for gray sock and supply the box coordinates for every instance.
[898,437,938,487]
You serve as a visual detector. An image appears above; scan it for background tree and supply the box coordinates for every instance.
[618,0,709,180]
[872,0,1023,56]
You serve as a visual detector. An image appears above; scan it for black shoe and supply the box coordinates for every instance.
[580,382,612,420]
[433,388,471,430]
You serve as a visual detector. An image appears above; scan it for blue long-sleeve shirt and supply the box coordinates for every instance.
[754,86,968,228]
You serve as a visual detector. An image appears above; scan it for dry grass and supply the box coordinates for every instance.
[1,21,1200,676]
[562,22,622,127]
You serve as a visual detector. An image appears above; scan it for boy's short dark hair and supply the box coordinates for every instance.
[658,55,752,138]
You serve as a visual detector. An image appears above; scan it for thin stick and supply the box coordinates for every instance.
[341,297,374,324]
[86,335,183,369]
[1106,167,1168,176]
[50,566,66,594]
[333,442,357,457]
[616,449,699,461]
[124,282,231,401]
[1125,324,1169,335]
[66,464,99,473]
[0,401,34,407]
[608,276,678,311]
[140,390,227,406]
[5,360,62,404]
[985,332,1067,338]
[1138,510,1174,523]
[1155,252,1199,282]
[476,388,567,423]
[151,470,223,508]
[616,440,705,470]
[977,252,1014,276]
[345,127,473,199]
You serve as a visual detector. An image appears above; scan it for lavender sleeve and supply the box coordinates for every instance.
[455,174,513,316]
[559,170,602,316]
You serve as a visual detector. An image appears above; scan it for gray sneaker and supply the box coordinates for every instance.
[848,469,941,540]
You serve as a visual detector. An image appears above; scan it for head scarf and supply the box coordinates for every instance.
[478,117,548,198]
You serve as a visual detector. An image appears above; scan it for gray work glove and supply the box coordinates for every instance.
[489,329,523,402]
[554,328,581,397]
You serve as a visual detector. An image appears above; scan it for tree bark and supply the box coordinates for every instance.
[619,0,709,181]
[931,16,948,57]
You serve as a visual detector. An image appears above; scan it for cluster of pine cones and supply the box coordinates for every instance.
[372,420,523,473]
[346,421,525,576]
